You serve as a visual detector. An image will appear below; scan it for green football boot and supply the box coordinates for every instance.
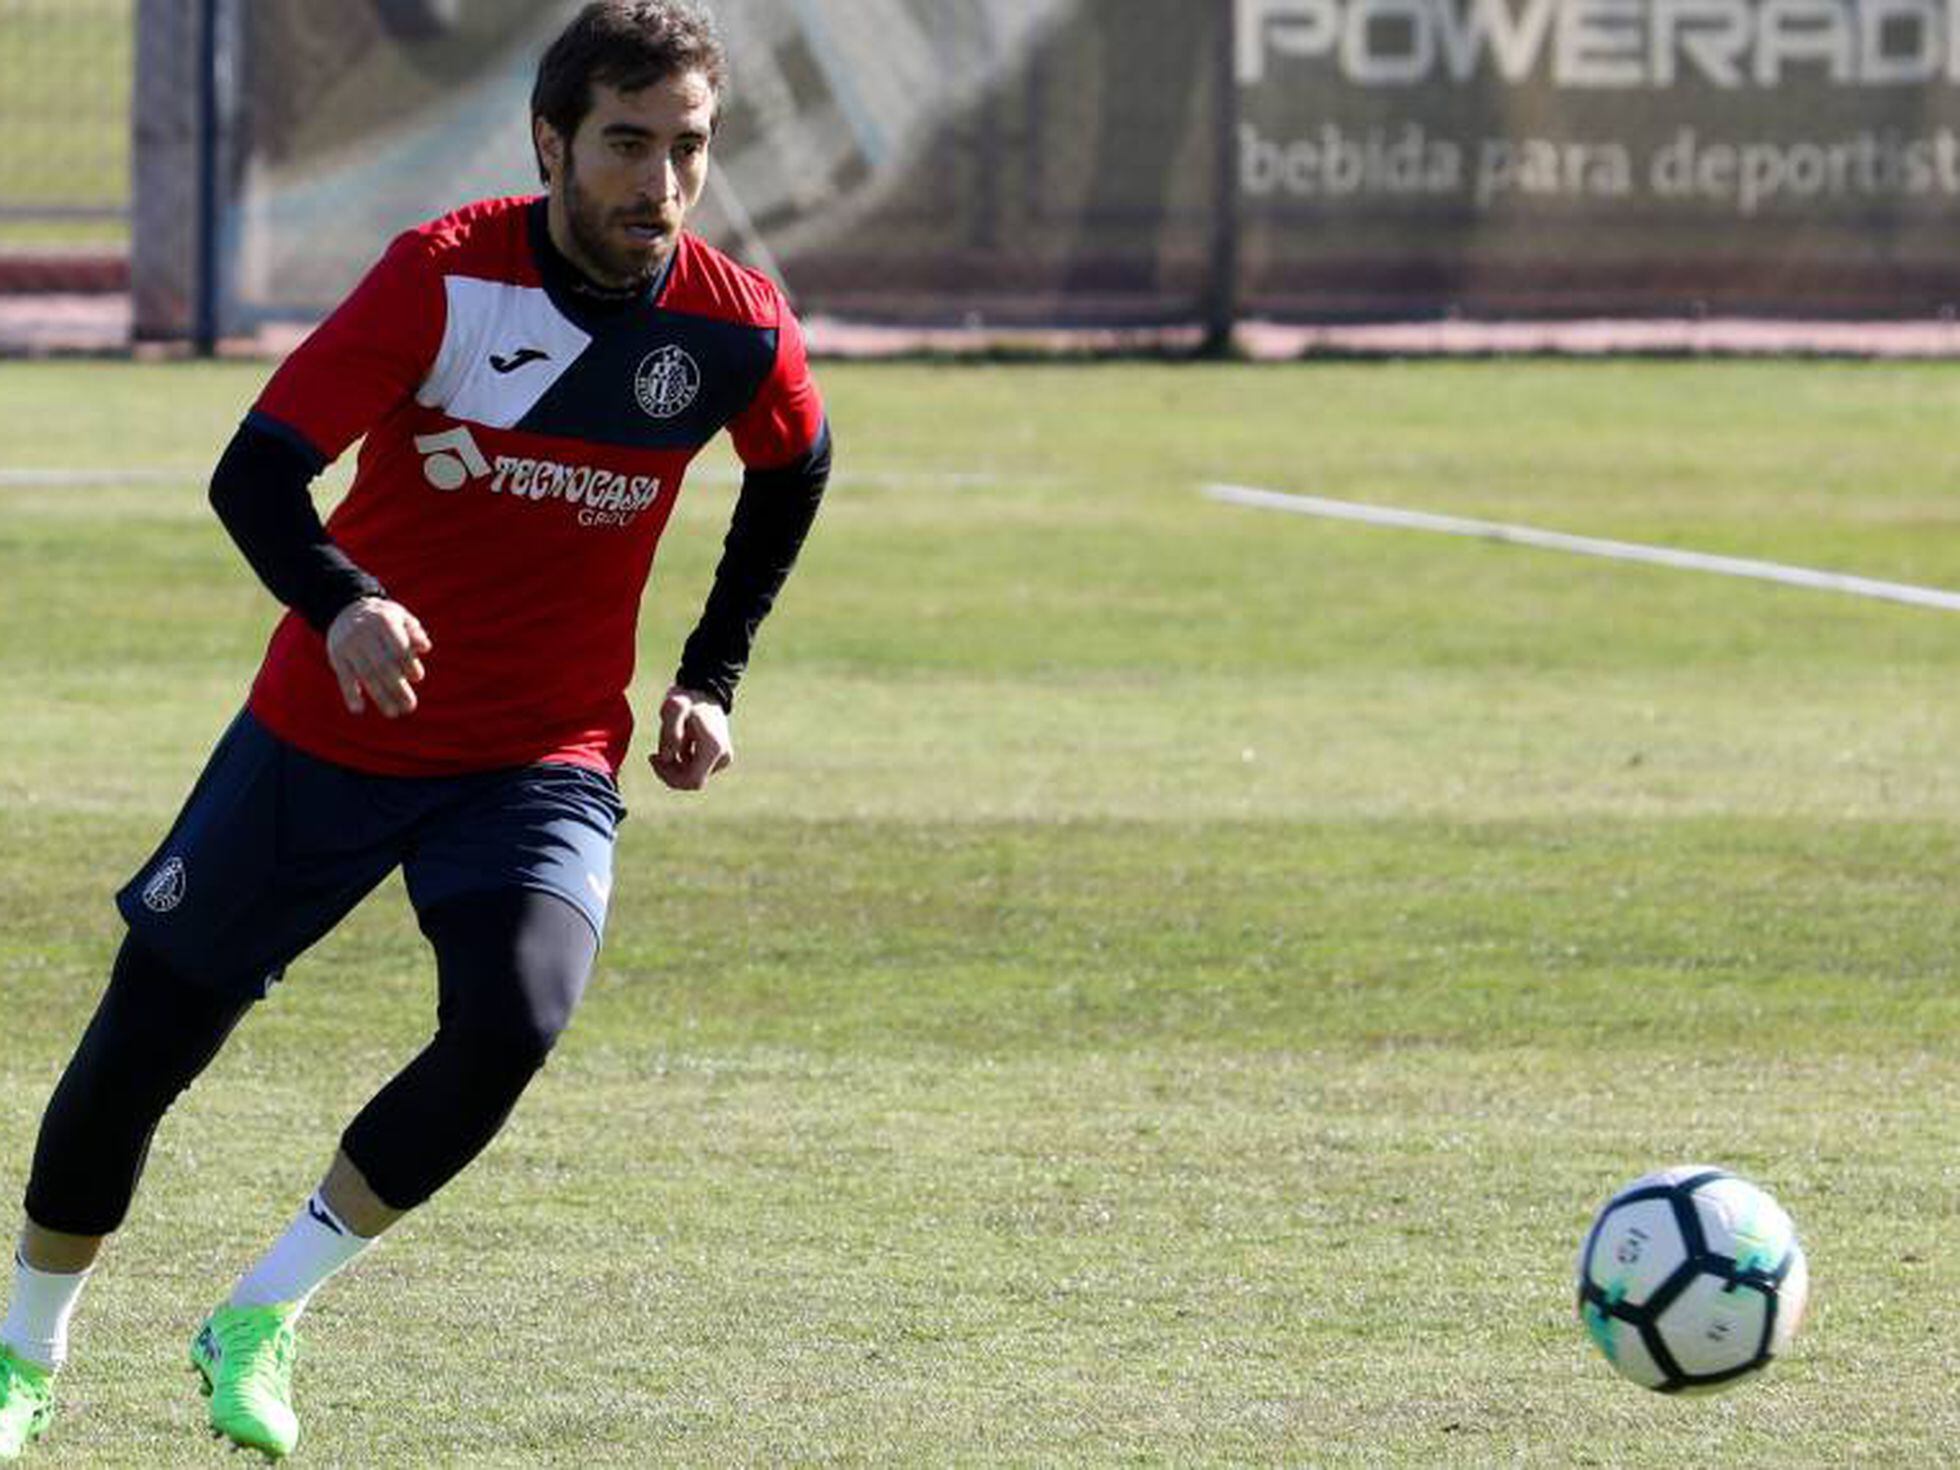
[0,1347,54,1461]
[190,1302,301,1459]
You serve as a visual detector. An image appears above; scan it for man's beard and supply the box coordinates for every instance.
[562,163,667,290]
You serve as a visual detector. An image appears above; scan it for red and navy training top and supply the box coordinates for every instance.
[243,195,826,778]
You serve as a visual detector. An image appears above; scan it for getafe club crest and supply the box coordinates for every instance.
[142,855,187,913]
[633,344,701,420]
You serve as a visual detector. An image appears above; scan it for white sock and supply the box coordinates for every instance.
[228,1193,375,1314]
[1,1251,91,1371]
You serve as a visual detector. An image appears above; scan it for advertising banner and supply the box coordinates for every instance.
[1236,0,1960,315]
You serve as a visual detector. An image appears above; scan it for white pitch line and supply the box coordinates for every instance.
[1203,482,1960,615]
[693,465,1000,490]
[0,468,199,487]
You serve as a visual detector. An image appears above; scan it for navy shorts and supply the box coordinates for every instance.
[117,711,626,1000]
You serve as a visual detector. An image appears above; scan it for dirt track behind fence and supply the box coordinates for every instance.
[10,294,1960,361]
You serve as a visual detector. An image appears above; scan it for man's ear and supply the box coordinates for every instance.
[533,115,564,187]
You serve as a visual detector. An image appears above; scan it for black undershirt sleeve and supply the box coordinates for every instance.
[675,421,833,711]
[207,418,386,635]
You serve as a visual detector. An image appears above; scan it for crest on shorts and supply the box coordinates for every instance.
[633,345,701,420]
[141,855,187,913]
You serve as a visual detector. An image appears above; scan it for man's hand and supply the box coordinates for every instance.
[326,597,432,718]
[651,685,733,791]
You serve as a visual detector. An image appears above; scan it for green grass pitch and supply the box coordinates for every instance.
[2,357,1958,1464]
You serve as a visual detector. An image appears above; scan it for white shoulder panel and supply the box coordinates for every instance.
[417,276,593,429]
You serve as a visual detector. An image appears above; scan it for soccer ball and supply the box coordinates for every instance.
[1577,1165,1809,1394]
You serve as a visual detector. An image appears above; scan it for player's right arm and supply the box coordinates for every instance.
[207,232,446,717]
[206,425,424,718]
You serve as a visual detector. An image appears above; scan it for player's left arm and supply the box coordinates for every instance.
[654,424,831,790]
[654,298,830,792]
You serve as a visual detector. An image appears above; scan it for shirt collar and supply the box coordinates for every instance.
[527,197,677,323]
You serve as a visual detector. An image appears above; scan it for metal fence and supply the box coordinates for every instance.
[125,0,1232,346]
[0,0,132,292]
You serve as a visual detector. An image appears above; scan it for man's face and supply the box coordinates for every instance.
[537,73,715,289]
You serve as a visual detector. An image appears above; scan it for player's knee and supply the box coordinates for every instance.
[23,934,246,1237]
[508,944,587,1059]
[445,951,583,1069]
[437,951,582,1068]
[101,933,245,1099]
[111,928,193,1003]
[444,1004,563,1075]
[425,890,594,1058]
